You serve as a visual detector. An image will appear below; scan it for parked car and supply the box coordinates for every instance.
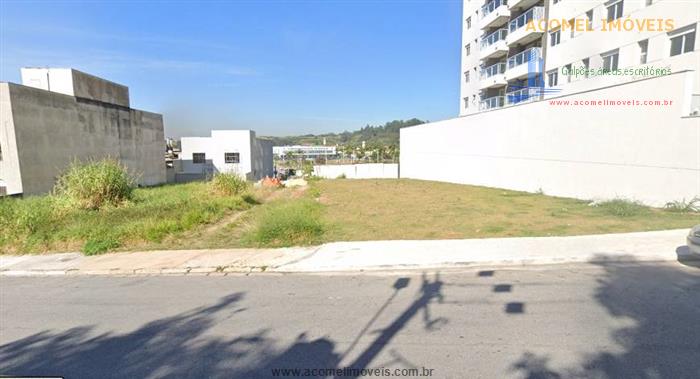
[687,225,700,257]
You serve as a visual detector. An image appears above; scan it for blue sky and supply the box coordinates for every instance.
[0,0,462,137]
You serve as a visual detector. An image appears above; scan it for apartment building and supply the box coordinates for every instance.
[460,0,699,115]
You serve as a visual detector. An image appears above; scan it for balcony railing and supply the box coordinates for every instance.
[507,47,541,69]
[480,29,508,50]
[506,87,540,104]
[481,62,506,78]
[482,0,508,17]
[508,6,544,32]
[480,96,505,111]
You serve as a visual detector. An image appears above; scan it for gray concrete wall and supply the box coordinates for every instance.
[5,83,165,196]
[71,69,130,107]
[0,83,23,195]
[21,68,130,107]
[254,138,274,179]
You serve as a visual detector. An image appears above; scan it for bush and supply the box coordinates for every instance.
[664,198,700,213]
[594,199,648,217]
[336,173,347,179]
[246,199,324,247]
[54,159,134,210]
[210,173,249,196]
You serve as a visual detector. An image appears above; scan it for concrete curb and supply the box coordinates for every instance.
[0,229,694,276]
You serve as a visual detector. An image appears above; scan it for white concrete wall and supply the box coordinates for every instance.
[180,130,273,180]
[400,70,700,206]
[313,164,399,179]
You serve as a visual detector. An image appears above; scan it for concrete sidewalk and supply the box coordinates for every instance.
[0,229,695,276]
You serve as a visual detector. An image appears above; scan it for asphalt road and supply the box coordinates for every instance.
[1,262,699,379]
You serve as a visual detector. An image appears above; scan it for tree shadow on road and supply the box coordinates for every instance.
[1,273,448,379]
[510,255,700,379]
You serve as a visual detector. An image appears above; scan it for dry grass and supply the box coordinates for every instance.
[317,179,700,241]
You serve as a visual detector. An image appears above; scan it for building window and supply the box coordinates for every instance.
[464,97,469,109]
[0,145,2,161]
[553,0,562,3]
[563,64,572,83]
[547,69,558,87]
[550,29,561,46]
[645,0,653,6]
[224,152,240,163]
[586,10,594,30]
[192,153,206,164]
[669,25,696,57]
[582,58,590,78]
[639,39,648,64]
[601,50,619,72]
[466,16,472,29]
[606,0,623,22]
[465,71,470,83]
[465,43,471,56]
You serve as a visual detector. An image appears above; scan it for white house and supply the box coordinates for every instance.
[179,130,273,181]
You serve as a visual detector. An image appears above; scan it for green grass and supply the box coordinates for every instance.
[314,179,700,241]
[242,198,325,247]
[0,182,253,254]
[4,178,699,254]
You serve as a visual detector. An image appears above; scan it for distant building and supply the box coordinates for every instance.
[179,130,273,181]
[0,68,166,196]
[273,145,337,159]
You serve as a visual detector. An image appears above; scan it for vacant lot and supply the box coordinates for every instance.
[3,178,698,254]
[316,179,700,241]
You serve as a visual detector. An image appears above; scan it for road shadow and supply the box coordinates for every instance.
[510,255,700,378]
[1,273,448,379]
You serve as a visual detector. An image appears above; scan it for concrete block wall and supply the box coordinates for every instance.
[0,82,165,195]
[401,71,700,206]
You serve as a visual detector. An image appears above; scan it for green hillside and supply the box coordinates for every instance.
[263,118,426,147]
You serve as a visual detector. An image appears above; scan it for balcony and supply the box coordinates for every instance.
[480,29,509,60]
[508,0,540,11]
[480,62,507,89]
[505,47,542,80]
[480,96,505,111]
[506,87,541,105]
[480,0,510,29]
[506,6,544,46]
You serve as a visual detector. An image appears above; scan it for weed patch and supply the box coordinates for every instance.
[83,235,121,255]
[664,198,700,213]
[593,199,649,217]
[53,159,134,210]
[244,199,324,247]
[210,173,249,196]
